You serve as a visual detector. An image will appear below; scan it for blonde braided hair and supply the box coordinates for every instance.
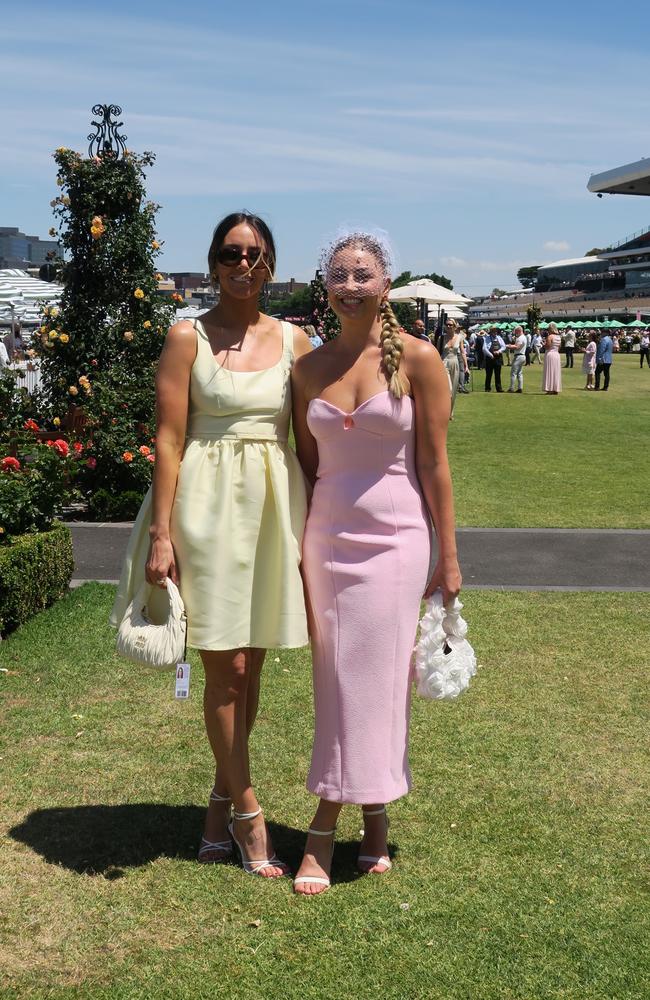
[379,301,408,399]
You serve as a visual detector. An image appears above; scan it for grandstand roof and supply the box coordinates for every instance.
[537,256,605,271]
[587,158,650,196]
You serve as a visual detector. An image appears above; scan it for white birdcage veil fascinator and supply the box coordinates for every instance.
[319,227,395,295]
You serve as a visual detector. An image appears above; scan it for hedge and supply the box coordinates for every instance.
[0,522,74,636]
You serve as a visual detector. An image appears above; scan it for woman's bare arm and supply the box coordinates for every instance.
[406,341,461,603]
[291,355,319,487]
[145,320,196,587]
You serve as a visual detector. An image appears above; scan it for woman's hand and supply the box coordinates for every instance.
[145,536,179,588]
[424,557,462,604]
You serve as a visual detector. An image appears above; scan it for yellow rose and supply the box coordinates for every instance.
[143,320,152,329]
[56,146,68,154]
[134,288,145,300]
[59,333,69,344]
[40,325,48,334]
[49,331,58,340]
[50,307,59,318]
[152,240,160,250]
[53,417,61,427]
[123,331,134,342]
[0,526,5,534]
[69,385,79,396]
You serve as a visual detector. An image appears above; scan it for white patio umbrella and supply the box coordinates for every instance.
[389,278,471,307]
[431,304,468,319]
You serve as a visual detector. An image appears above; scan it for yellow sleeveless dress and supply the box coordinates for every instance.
[110,319,309,650]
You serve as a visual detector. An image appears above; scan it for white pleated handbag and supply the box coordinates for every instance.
[115,579,187,671]
[414,591,477,700]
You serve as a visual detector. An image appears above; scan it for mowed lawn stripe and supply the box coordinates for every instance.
[1,584,648,999]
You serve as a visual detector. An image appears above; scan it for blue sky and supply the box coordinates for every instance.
[2,0,649,294]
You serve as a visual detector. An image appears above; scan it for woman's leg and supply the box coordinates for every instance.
[201,648,265,858]
[200,647,285,875]
[358,802,391,873]
[294,798,343,895]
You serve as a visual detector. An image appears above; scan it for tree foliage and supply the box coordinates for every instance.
[33,146,176,508]
[517,266,540,289]
[392,270,453,290]
[526,302,542,333]
[268,284,311,319]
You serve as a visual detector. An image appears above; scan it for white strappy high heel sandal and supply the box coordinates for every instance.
[228,807,289,877]
[198,790,233,864]
[293,827,336,894]
[358,807,392,874]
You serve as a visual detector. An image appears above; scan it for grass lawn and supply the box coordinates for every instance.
[1,583,648,999]
[448,353,650,528]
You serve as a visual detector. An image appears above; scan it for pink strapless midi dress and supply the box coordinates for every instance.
[543,334,562,392]
[302,390,432,804]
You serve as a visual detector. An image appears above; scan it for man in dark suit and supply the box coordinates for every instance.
[483,328,505,392]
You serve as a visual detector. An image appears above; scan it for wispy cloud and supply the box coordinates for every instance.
[543,240,570,252]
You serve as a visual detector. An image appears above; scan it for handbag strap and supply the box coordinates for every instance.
[133,578,186,623]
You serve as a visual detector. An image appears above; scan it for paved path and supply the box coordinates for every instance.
[69,523,650,591]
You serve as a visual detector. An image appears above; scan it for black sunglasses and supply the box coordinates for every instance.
[216,245,267,268]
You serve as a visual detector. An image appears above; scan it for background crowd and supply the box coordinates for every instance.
[399,317,650,400]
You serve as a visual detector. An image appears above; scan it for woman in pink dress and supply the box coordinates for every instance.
[542,322,562,394]
[582,331,597,389]
[291,232,461,895]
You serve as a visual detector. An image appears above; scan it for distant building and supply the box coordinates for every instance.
[584,158,650,293]
[267,279,308,300]
[534,228,650,295]
[0,228,60,269]
[168,272,210,292]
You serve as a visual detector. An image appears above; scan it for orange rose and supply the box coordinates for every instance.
[122,451,134,463]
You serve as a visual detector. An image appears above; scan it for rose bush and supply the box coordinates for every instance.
[0,424,83,543]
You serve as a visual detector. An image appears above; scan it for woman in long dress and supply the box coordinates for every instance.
[582,331,597,389]
[542,321,562,394]
[291,231,461,895]
[441,318,468,418]
[111,212,312,876]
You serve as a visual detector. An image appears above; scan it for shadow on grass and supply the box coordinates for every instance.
[9,804,372,883]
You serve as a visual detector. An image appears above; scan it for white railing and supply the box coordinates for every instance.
[8,360,42,395]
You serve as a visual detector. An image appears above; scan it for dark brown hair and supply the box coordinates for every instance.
[208,211,276,280]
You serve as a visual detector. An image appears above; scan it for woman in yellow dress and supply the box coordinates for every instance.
[111,212,312,876]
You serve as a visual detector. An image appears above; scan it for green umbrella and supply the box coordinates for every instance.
[608,319,625,327]
[626,319,646,327]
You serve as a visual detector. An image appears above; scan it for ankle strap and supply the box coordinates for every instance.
[210,790,231,803]
[308,827,336,836]
[233,807,262,821]
[362,808,386,816]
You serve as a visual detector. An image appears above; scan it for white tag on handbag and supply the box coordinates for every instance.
[175,662,190,699]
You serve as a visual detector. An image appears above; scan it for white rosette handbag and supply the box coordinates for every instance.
[116,579,187,671]
[414,591,477,700]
